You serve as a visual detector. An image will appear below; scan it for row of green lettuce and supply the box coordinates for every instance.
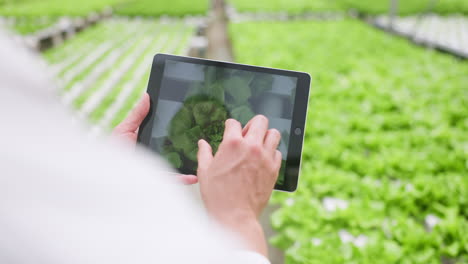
[2,0,467,17]
[115,0,208,17]
[43,19,193,129]
[0,0,208,17]
[0,0,121,17]
[2,16,58,35]
[228,0,468,15]
[230,20,467,263]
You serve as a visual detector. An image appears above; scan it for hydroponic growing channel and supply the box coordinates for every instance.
[228,0,468,15]
[44,18,193,130]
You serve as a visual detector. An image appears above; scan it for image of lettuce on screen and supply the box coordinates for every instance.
[152,62,296,184]
[162,95,228,170]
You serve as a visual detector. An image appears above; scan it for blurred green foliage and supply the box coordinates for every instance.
[1,0,467,17]
[342,0,468,15]
[0,0,208,35]
[228,0,468,15]
[42,19,193,131]
[231,20,468,263]
[115,0,209,17]
[8,16,57,35]
[0,0,208,17]
[0,0,123,17]
[227,0,344,14]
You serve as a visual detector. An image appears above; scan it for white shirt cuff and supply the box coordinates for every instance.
[233,251,271,264]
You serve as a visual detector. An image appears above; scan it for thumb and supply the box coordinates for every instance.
[114,93,150,133]
[197,139,213,175]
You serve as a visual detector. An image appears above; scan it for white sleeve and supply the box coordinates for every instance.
[234,251,271,264]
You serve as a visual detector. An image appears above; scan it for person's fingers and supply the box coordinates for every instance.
[241,115,260,137]
[176,174,198,185]
[242,118,253,137]
[115,93,150,133]
[244,115,269,142]
[197,139,213,175]
[264,129,281,151]
[274,150,282,171]
[223,119,242,140]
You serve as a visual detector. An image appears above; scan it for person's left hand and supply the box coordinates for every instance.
[112,93,198,185]
[112,93,151,143]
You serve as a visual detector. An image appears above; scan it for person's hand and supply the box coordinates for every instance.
[112,93,150,143]
[112,93,198,185]
[197,116,282,257]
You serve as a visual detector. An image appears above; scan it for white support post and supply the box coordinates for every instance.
[389,0,399,30]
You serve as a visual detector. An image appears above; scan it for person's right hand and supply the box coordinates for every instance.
[197,115,282,257]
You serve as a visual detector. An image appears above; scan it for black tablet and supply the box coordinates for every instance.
[137,54,310,192]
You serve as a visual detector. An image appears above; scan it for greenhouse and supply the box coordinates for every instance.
[0,0,466,263]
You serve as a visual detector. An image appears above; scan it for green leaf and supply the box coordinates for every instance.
[251,74,274,96]
[230,104,255,125]
[224,76,252,105]
[166,152,182,168]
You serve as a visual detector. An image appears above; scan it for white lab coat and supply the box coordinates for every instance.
[0,31,269,264]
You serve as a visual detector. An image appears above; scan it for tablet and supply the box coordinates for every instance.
[137,54,311,192]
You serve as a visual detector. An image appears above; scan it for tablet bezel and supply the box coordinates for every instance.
[137,54,311,192]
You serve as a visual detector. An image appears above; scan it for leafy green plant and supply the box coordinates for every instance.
[341,0,468,15]
[110,26,194,127]
[115,0,209,17]
[228,0,468,15]
[41,20,193,133]
[88,26,178,122]
[6,16,57,35]
[231,20,468,263]
[153,63,294,178]
[163,95,228,171]
[162,66,273,172]
[231,104,255,124]
[227,0,344,14]
[185,67,261,126]
[0,0,123,17]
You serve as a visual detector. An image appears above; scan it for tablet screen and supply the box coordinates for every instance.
[148,59,298,186]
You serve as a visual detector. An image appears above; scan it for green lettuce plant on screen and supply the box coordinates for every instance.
[161,65,293,177]
[163,69,258,172]
[165,95,228,169]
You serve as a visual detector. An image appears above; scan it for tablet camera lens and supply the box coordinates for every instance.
[294,127,302,135]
